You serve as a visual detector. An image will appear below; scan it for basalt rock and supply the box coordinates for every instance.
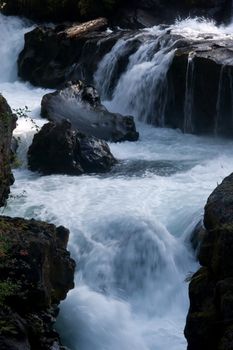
[0,216,75,350]
[18,20,233,138]
[0,95,16,207]
[41,81,139,142]
[165,40,233,137]
[18,20,123,89]
[28,119,116,175]
[185,173,233,350]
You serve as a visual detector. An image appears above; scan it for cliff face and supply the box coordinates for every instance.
[185,173,233,350]
[0,95,16,207]
[0,217,75,350]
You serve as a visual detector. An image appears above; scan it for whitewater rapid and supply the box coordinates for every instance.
[1,13,233,350]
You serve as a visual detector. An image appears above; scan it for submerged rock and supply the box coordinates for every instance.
[0,216,75,350]
[28,119,116,175]
[185,173,233,350]
[0,95,16,207]
[41,81,139,142]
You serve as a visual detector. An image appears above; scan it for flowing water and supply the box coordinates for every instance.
[1,13,233,350]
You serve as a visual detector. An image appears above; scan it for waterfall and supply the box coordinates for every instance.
[95,28,175,125]
[2,13,233,350]
[183,53,195,133]
[215,66,225,135]
[94,18,233,136]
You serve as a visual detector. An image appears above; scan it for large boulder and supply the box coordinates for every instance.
[185,173,233,350]
[0,216,75,350]
[18,21,123,88]
[28,119,116,175]
[0,95,16,207]
[41,81,139,142]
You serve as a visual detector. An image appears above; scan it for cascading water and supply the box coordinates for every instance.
[183,53,195,133]
[95,18,233,134]
[2,12,233,350]
[95,28,176,125]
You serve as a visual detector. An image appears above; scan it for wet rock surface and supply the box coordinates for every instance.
[0,216,75,350]
[18,20,123,88]
[185,173,233,350]
[18,21,233,137]
[165,39,233,136]
[28,119,117,175]
[0,95,16,207]
[41,81,139,142]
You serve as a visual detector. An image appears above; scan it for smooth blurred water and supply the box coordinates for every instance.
[1,13,233,350]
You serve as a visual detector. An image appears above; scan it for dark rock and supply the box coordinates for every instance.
[0,216,75,350]
[185,173,233,350]
[18,21,233,137]
[28,119,116,175]
[18,22,123,89]
[165,40,233,136]
[2,0,231,24]
[190,220,207,254]
[41,81,139,142]
[0,95,16,207]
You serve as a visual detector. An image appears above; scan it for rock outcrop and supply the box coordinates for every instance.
[28,119,116,175]
[18,20,122,88]
[165,39,233,136]
[0,96,75,350]
[41,81,139,142]
[18,21,233,137]
[185,173,233,350]
[0,95,16,207]
[0,216,75,350]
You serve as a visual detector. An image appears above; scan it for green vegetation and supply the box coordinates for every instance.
[0,234,20,306]
[0,280,19,306]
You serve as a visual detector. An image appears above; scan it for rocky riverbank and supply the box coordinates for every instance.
[185,173,233,350]
[0,95,16,207]
[0,95,75,350]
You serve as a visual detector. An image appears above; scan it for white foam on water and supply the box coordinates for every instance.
[1,12,233,350]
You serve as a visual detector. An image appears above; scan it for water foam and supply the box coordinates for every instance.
[1,12,233,350]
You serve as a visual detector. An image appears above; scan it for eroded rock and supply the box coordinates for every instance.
[0,95,16,207]
[28,119,117,175]
[41,81,139,142]
[18,22,123,88]
[0,216,75,350]
[185,173,233,350]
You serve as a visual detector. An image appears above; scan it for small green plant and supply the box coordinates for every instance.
[0,280,19,306]
[13,106,40,132]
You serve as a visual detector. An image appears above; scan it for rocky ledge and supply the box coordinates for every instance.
[18,19,122,89]
[0,216,75,350]
[18,21,233,137]
[185,173,233,350]
[0,95,16,207]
